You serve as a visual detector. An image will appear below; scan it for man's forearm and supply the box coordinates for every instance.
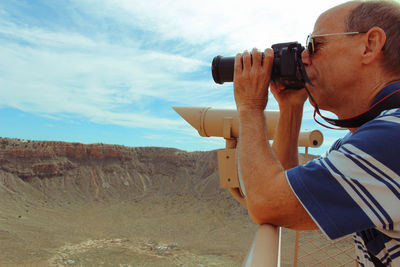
[272,104,304,170]
[237,107,317,228]
[238,109,284,214]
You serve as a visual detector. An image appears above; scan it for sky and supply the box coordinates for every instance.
[1,0,352,155]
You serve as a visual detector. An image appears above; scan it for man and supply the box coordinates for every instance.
[234,0,400,266]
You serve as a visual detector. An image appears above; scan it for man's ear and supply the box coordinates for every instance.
[361,26,386,65]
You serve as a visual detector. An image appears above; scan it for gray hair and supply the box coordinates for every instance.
[345,0,400,75]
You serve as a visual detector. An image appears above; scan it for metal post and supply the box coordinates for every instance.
[243,224,280,267]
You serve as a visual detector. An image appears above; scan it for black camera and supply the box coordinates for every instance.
[211,42,310,90]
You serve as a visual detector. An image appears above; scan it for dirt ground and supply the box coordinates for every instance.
[0,191,257,266]
[0,140,355,266]
[1,187,325,267]
[0,194,355,266]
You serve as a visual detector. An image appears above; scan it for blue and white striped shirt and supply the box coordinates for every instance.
[287,83,400,266]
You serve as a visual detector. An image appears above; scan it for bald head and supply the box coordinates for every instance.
[313,1,360,34]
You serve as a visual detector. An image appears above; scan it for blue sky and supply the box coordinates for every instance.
[1,0,349,155]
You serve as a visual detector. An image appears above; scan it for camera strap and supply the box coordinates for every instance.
[306,88,400,129]
[360,230,387,267]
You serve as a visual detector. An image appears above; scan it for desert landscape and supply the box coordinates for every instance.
[0,137,353,266]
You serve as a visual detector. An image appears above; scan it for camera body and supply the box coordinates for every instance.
[212,41,308,90]
[271,42,305,89]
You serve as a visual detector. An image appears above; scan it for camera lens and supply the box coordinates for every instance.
[211,56,235,84]
[211,43,308,90]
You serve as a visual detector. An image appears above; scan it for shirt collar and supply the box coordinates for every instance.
[371,82,400,106]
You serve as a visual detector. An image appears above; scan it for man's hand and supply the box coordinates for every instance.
[270,83,308,109]
[234,48,274,112]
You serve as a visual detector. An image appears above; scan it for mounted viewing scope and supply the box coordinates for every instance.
[212,42,311,90]
[173,106,323,147]
[173,106,323,206]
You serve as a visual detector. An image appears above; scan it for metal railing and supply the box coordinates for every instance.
[243,225,280,267]
[244,228,355,267]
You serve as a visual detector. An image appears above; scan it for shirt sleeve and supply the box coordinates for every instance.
[286,109,400,240]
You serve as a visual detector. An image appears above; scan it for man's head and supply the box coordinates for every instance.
[302,0,400,116]
[345,1,400,77]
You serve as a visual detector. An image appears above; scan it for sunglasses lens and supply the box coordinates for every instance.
[306,35,313,55]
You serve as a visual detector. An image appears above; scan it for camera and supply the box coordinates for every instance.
[211,42,310,90]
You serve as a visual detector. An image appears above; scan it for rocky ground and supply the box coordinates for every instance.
[0,138,352,266]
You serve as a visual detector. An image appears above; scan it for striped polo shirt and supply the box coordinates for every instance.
[286,83,400,266]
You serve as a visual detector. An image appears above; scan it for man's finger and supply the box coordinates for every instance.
[234,53,242,80]
[252,48,262,69]
[243,50,251,71]
[263,48,274,78]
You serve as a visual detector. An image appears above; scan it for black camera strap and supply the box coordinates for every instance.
[306,88,400,129]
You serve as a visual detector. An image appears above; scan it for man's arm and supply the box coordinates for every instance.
[271,83,308,170]
[234,48,316,230]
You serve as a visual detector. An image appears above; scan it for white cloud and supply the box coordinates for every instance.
[79,0,347,52]
[0,21,216,129]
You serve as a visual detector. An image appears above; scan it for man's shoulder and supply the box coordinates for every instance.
[350,107,400,140]
[323,109,400,173]
[328,108,400,152]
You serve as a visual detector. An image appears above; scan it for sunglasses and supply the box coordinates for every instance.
[306,31,367,55]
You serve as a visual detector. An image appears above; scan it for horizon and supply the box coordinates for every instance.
[1,0,348,156]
